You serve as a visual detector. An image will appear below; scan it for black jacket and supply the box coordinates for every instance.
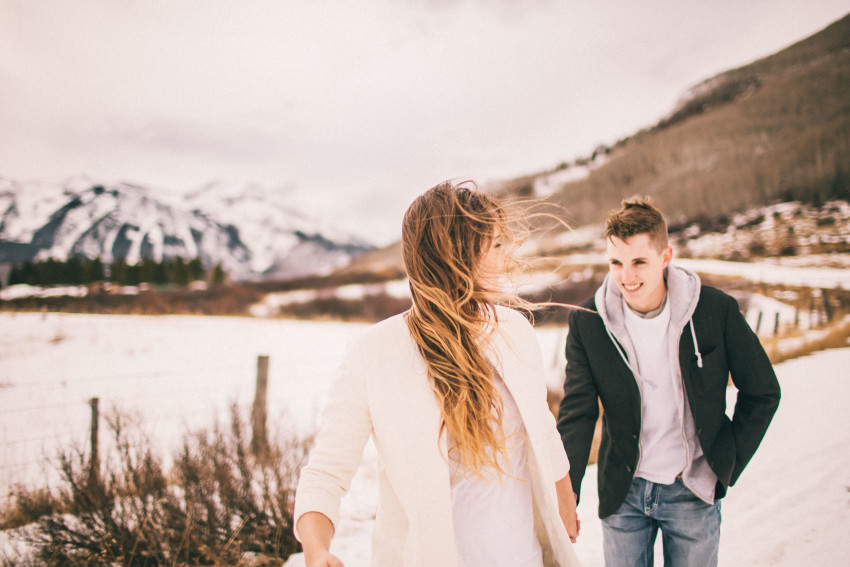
[557,275,781,519]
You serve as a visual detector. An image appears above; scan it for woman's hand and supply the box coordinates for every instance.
[305,549,344,567]
[555,474,580,543]
[563,513,580,544]
[297,512,344,567]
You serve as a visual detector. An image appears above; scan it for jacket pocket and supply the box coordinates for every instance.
[688,345,727,395]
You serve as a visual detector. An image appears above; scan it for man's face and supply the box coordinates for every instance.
[606,233,672,314]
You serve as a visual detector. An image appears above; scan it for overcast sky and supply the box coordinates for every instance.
[1,1,848,244]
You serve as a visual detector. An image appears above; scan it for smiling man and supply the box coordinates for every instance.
[557,197,781,566]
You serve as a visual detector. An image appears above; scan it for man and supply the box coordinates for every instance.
[557,197,780,566]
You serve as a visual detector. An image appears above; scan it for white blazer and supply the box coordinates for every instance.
[294,306,582,567]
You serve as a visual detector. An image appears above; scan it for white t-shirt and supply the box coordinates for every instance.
[623,298,687,484]
[449,376,543,567]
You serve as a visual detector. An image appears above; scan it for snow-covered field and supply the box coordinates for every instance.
[0,312,367,494]
[2,312,849,566]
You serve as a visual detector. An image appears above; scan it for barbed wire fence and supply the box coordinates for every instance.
[0,355,288,511]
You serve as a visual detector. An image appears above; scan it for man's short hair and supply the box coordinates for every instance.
[605,196,668,251]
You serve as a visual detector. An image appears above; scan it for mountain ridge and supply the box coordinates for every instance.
[0,177,373,281]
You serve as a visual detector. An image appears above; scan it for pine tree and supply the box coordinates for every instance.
[154,258,169,285]
[188,257,205,282]
[20,261,38,285]
[8,264,23,286]
[139,257,157,283]
[82,257,105,283]
[66,256,84,285]
[211,263,226,287]
[110,258,128,286]
[168,256,190,286]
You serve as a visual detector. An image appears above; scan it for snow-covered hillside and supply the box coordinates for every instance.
[331,199,850,283]
[0,177,373,280]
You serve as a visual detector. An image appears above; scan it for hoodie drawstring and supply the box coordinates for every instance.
[689,319,703,368]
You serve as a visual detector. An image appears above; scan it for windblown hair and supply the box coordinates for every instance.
[605,196,668,251]
[402,180,516,477]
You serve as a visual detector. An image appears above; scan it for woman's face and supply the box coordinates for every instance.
[476,230,506,290]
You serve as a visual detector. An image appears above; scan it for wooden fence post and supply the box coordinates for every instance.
[251,355,270,463]
[822,289,833,323]
[89,397,99,486]
[774,312,781,336]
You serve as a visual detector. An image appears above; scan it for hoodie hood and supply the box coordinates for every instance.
[595,264,702,371]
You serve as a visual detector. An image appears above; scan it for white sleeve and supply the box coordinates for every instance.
[543,391,571,480]
[293,343,372,540]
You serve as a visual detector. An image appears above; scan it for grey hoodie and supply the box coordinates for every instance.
[594,263,718,503]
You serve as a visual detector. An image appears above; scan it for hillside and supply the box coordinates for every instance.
[524,13,850,228]
[337,14,850,279]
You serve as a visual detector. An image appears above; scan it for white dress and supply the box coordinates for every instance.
[449,375,544,567]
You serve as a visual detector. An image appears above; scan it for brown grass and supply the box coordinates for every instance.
[761,316,850,365]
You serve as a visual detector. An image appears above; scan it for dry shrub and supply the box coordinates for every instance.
[3,405,311,566]
[278,293,412,322]
[0,486,61,531]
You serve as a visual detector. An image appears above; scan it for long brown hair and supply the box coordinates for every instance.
[402,180,517,477]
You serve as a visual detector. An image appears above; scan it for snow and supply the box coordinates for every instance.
[530,153,612,198]
[0,313,367,494]
[1,313,849,566]
[0,284,89,300]
[676,258,850,289]
[285,342,850,567]
[0,178,76,242]
[717,349,850,566]
[533,166,591,197]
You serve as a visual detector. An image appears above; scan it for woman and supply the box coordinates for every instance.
[293,181,582,567]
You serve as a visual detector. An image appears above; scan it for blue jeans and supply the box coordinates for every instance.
[601,477,720,567]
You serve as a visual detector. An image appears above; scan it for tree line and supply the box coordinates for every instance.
[6,256,227,288]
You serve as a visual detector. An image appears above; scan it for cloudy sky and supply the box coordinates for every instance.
[1,1,847,244]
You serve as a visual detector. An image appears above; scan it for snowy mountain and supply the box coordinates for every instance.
[0,177,373,280]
